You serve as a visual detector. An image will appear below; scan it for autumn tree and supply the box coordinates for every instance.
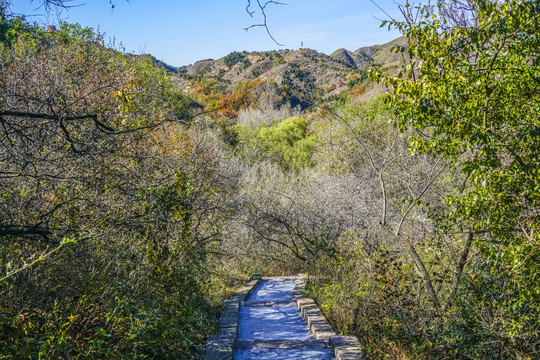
[0,19,230,359]
[372,0,540,356]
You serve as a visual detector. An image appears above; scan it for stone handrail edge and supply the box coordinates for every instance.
[204,274,262,360]
[294,274,364,360]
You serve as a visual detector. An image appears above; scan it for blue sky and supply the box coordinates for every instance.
[11,0,403,66]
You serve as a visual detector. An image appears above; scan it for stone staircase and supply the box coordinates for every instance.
[205,275,363,360]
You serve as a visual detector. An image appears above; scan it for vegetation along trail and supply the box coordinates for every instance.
[1,1,539,359]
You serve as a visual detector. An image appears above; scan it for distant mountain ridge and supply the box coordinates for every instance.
[333,37,405,70]
[172,37,405,102]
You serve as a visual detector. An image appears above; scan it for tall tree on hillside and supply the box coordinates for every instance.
[373,0,540,356]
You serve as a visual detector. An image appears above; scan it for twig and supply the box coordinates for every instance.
[244,0,286,46]
[0,240,74,283]
[370,0,396,22]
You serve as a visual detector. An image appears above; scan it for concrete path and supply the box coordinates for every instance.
[234,277,334,360]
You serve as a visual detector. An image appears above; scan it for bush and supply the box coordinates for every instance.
[0,19,237,360]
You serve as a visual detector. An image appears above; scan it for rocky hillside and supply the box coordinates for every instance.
[330,36,405,70]
[174,37,405,103]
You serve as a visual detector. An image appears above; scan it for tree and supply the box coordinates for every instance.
[0,20,229,359]
[236,116,315,171]
[373,0,540,356]
[319,98,452,308]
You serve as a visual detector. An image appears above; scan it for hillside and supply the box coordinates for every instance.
[175,37,405,104]
[330,36,405,70]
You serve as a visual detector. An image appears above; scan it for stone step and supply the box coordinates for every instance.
[234,348,335,360]
[242,301,296,307]
[237,339,328,350]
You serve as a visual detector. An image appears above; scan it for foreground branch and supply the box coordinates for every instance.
[0,110,114,132]
[0,225,50,239]
[244,0,286,46]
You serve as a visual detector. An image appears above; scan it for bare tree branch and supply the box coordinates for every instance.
[18,1,124,13]
[370,0,397,22]
[0,225,49,239]
[245,0,286,46]
[0,110,115,132]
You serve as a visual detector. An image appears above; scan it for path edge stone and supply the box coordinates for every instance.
[295,274,364,359]
[204,274,262,360]
[330,335,364,360]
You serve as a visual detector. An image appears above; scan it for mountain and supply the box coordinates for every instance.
[329,37,405,70]
[329,48,357,68]
[350,37,405,69]
[174,37,405,104]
